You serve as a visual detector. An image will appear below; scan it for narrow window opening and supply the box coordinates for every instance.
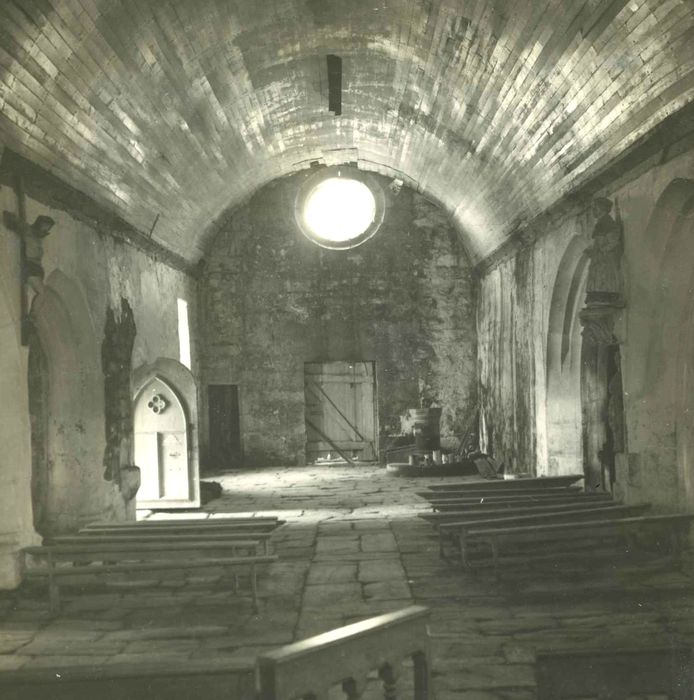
[177,298,191,370]
[327,54,342,115]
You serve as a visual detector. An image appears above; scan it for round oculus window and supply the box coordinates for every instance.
[296,168,384,249]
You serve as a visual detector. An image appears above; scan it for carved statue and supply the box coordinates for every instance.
[585,197,623,304]
[3,211,55,308]
[24,215,54,302]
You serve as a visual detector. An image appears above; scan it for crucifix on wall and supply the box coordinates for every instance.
[2,174,55,345]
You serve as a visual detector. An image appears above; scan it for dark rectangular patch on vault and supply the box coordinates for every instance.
[327,54,342,115]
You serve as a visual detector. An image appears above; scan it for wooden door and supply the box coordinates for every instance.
[208,384,242,470]
[134,377,198,508]
[304,362,377,462]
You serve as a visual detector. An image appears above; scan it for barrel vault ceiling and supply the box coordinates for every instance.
[1,0,693,262]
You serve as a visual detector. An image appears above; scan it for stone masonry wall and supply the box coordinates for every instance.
[200,171,477,467]
[0,151,197,559]
[477,144,694,510]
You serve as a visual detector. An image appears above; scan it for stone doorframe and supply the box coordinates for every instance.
[131,358,200,508]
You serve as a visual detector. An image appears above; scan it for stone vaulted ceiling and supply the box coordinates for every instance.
[1,1,693,263]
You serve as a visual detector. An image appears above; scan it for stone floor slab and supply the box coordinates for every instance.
[0,464,692,699]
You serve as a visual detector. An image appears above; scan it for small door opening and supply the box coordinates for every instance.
[208,384,242,471]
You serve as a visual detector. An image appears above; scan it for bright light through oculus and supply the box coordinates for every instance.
[303,177,376,243]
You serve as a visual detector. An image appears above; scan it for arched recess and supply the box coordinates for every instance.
[632,178,694,396]
[132,358,200,509]
[643,192,694,393]
[633,181,694,508]
[30,271,126,534]
[545,235,589,476]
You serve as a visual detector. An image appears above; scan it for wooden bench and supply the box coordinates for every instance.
[418,486,591,500]
[420,497,620,527]
[50,531,276,554]
[420,500,622,556]
[422,491,613,512]
[466,513,694,574]
[23,542,277,612]
[441,503,651,565]
[535,646,694,699]
[257,605,432,699]
[427,474,584,491]
[82,517,283,534]
[80,520,284,544]
[423,486,584,500]
[0,606,432,700]
[0,658,257,700]
[85,516,280,528]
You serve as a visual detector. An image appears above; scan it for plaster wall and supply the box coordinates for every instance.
[200,172,477,467]
[0,154,197,586]
[0,210,37,587]
[478,145,694,510]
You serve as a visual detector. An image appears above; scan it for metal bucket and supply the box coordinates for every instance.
[411,407,442,451]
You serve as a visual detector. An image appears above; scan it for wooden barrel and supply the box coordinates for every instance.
[411,407,442,451]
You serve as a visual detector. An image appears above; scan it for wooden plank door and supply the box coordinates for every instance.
[304,361,377,462]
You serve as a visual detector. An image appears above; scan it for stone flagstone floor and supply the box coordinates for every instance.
[1,465,693,699]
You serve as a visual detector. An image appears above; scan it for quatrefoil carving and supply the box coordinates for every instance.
[147,393,168,414]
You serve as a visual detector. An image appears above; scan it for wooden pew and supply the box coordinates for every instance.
[77,519,285,555]
[442,503,651,565]
[257,605,432,700]
[0,659,257,700]
[49,531,275,555]
[80,519,285,532]
[85,516,280,528]
[417,490,612,507]
[420,500,621,556]
[23,541,277,612]
[427,474,584,491]
[467,513,694,574]
[0,606,433,700]
[424,486,584,499]
[80,520,284,544]
[418,486,587,501]
[422,492,613,512]
[535,646,694,699]
[420,497,619,527]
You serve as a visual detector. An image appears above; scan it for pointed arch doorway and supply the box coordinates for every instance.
[134,376,197,508]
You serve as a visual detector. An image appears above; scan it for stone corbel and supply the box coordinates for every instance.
[579,303,625,346]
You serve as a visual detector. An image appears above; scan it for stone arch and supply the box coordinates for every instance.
[630,179,694,508]
[630,178,694,396]
[132,358,200,508]
[644,191,694,392]
[604,178,694,508]
[544,235,589,476]
[30,271,125,533]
